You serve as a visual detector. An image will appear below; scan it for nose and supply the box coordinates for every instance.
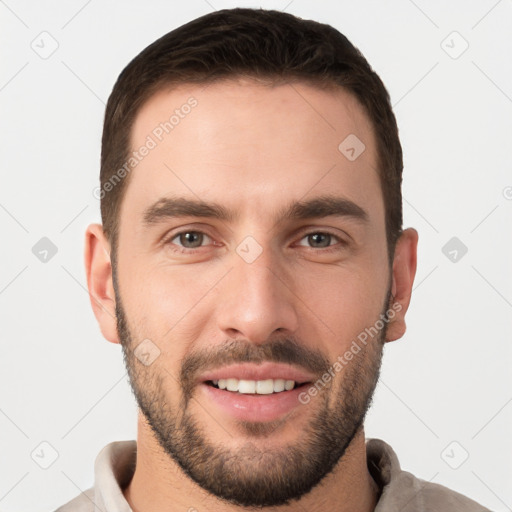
[216,245,299,343]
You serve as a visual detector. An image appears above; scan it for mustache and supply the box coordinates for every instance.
[179,337,331,400]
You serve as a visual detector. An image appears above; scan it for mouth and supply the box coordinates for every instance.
[200,379,313,423]
[197,363,316,423]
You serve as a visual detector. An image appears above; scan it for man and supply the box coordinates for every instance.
[56,7,490,512]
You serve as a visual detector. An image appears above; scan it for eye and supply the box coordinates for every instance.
[296,232,344,249]
[168,231,213,249]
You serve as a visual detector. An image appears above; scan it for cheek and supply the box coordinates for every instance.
[297,263,387,346]
[119,259,225,341]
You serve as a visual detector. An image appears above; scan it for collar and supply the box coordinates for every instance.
[88,438,473,512]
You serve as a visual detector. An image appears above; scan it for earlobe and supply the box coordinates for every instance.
[84,223,120,344]
[385,228,419,343]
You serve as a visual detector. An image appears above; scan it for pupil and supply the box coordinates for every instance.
[309,233,330,247]
[181,232,202,248]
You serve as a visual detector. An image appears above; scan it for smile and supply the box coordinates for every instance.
[207,378,304,394]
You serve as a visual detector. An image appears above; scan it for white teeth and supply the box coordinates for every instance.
[273,379,285,392]
[256,379,274,394]
[284,380,295,391]
[226,378,238,392]
[210,378,299,394]
[238,379,256,394]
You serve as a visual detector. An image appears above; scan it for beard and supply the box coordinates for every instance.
[114,276,389,508]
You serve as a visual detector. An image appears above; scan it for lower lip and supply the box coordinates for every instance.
[200,383,309,423]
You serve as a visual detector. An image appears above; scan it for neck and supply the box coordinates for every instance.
[123,412,380,512]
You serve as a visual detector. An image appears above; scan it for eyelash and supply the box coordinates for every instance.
[162,229,347,254]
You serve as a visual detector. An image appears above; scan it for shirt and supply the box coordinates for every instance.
[54,438,492,511]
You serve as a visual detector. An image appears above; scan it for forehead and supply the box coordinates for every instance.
[123,78,383,227]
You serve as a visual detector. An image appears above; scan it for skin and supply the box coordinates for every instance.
[85,79,418,512]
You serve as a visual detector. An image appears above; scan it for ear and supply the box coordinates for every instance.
[385,228,418,343]
[84,223,120,344]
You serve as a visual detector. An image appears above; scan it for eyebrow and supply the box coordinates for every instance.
[142,195,369,226]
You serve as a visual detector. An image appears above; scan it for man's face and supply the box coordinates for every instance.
[113,80,391,506]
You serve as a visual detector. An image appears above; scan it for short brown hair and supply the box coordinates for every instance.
[100,8,403,263]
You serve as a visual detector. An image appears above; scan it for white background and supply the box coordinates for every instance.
[1,1,511,511]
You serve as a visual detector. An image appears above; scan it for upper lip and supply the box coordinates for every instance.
[198,362,316,385]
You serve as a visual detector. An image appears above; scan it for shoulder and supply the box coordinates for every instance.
[52,440,136,512]
[53,487,95,512]
[380,467,492,511]
[366,438,492,512]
